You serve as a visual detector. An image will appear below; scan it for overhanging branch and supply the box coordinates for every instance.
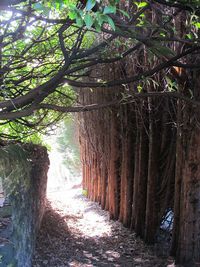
[64,46,200,88]
[1,91,200,120]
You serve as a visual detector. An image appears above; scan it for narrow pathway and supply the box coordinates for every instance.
[33,187,170,267]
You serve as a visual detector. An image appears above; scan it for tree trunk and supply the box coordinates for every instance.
[134,115,149,238]
[145,99,160,243]
[174,72,200,266]
[171,99,183,257]
[108,109,121,220]
[119,105,135,227]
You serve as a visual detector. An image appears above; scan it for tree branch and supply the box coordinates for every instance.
[1,90,200,121]
[63,46,200,88]
[152,0,194,11]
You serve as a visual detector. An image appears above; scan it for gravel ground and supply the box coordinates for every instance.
[32,187,174,267]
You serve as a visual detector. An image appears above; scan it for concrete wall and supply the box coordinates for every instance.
[0,144,49,267]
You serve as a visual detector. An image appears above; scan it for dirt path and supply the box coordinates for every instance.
[32,187,170,267]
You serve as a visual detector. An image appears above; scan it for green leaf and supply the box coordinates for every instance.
[82,188,88,196]
[159,32,166,37]
[76,16,84,27]
[166,77,177,92]
[96,13,108,25]
[68,10,77,20]
[137,84,142,92]
[33,3,44,10]
[86,0,96,11]
[194,22,200,28]
[103,5,116,14]
[84,14,94,28]
[135,1,148,8]
[118,9,130,18]
[186,33,193,39]
[43,6,51,16]
[93,20,102,32]
[109,0,120,5]
[107,17,115,31]
[55,0,63,9]
[139,2,148,8]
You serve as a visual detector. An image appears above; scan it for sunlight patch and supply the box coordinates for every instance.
[76,209,112,238]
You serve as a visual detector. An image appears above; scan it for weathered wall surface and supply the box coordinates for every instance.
[0,143,49,267]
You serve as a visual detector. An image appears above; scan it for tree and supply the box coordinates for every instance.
[76,1,200,266]
[0,0,200,138]
[1,1,200,265]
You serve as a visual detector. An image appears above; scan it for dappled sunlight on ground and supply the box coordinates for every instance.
[48,187,112,239]
[32,134,171,266]
[33,186,168,267]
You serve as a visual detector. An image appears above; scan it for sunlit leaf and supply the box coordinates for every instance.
[76,16,84,27]
[68,10,77,19]
[138,2,148,8]
[96,13,108,25]
[84,14,94,28]
[33,3,44,10]
[86,0,96,11]
[137,84,143,92]
[103,5,116,14]
[107,16,115,31]
[194,22,200,28]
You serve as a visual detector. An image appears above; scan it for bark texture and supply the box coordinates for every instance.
[78,6,200,267]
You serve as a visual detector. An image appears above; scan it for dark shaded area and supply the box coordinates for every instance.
[0,143,49,267]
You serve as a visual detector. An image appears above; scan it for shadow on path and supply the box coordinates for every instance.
[33,189,168,267]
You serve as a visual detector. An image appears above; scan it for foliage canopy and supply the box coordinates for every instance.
[0,0,200,139]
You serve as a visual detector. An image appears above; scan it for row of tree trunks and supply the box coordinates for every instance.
[78,43,200,267]
[79,86,176,241]
[131,102,149,238]
[171,69,200,266]
[78,76,200,266]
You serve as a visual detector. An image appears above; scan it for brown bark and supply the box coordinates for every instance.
[171,99,183,257]
[131,110,140,230]
[119,105,135,227]
[145,99,161,243]
[108,109,121,220]
[174,72,200,265]
[134,115,149,238]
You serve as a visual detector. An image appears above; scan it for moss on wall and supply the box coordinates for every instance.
[0,143,49,267]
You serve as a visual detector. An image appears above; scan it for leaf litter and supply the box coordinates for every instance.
[32,186,174,267]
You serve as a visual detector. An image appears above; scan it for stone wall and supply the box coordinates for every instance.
[0,143,49,267]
